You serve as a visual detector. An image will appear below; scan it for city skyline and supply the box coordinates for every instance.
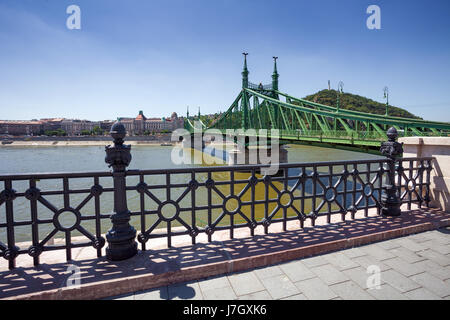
[0,109,188,136]
[1,0,450,122]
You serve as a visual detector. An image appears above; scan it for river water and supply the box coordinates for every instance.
[0,144,383,243]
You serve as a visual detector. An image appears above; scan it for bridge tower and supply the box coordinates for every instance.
[272,56,280,127]
[241,53,250,129]
[242,52,249,89]
[272,56,279,92]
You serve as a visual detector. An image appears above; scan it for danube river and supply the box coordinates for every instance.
[0,144,383,243]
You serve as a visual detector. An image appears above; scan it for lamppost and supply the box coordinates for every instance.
[104,121,138,260]
[384,86,389,116]
[336,81,344,113]
[335,81,344,132]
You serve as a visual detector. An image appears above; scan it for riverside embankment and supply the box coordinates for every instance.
[0,134,172,147]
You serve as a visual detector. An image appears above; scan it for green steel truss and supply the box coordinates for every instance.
[185,57,450,149]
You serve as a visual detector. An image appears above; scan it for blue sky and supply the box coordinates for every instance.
[0,0,449,121]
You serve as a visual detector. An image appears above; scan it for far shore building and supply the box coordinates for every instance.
[0,120,42,136]
[61,119,101,136]
[0,111,183,136]
[118,111,184,135]
[40,118,65,132]
[100,120,115,133]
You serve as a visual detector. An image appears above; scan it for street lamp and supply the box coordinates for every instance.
[336,81,344,113]
[335,81,344,132]
[384,86,389,116]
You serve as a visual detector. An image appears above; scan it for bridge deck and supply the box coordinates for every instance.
[2,204,449,300]
[110,225,450,300]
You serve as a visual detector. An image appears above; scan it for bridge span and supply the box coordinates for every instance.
[185,54,450,153]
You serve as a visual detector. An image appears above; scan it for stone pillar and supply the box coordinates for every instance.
[399,136,450,212]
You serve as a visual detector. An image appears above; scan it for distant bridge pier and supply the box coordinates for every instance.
[181,134,205,150]
[227,144,288,166]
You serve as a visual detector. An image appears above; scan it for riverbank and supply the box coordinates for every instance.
[0,134,173,147]
[1,140,172,147]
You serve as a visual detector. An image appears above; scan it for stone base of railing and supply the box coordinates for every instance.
[400,137,450,213]
[1,204,449,300]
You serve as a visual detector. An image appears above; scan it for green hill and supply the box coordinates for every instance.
[302,89,421,119]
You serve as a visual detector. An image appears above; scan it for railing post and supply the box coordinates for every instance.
[104,121,138,260]
[380,127,404,216]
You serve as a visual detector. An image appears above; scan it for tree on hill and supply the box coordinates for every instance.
[302,89,421,119]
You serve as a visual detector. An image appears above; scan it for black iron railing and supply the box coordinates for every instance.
[0,171,113,269]
[0,125,434,269]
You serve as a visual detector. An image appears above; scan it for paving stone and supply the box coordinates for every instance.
[324,252,359,270]
[238,290,272,300]
[380,270,421,293]
[383,257,425,277]
[342,266,372,289]
[294,277,338,300]
[411,259,450,281]
[135,286,169,300]
[420,240,450,255]
[329,281,374,300]
[198,275,231,292]
[431,244,450,255]
[351,255,391,272]
[421,230,450,245]
[253,264,284,280]
[409,272,450,298]
[375,239,402,250]
[260,274,300,300]
[417,249,450,267]
[311,264,349,285]
[342,247,367,259]
[407,233,433,243]
[388,246,426,263]
[202,286,237,300]
[279,260,316,282]
[395,237,428,252]
[405,287,442,300]
[281,293,308,300]
[99,230,450,301]
[360,244,396,261]
[168,281,203,300]
[301,255,329,268]
[366,284,408,300]
[228,271,265,296]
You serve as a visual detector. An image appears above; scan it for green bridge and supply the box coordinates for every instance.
[185,54,450,153]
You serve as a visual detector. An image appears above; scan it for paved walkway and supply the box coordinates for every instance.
[108,227,450,300]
